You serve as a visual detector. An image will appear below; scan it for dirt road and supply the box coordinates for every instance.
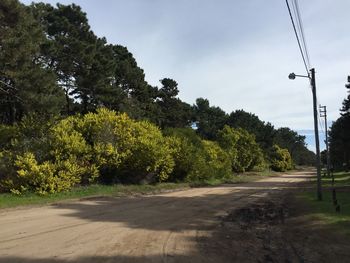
[0,171,313,262]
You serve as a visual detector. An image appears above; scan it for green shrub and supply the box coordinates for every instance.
[217,125,264,173]
[10,153,83,195]
[0,114,58,194]
[0,109,272,195]
[0,124,17,149]
[187,140,232,182]
[78,109,174,183]
[164,128,203,182]
[165,128,232,182]
[119,120,174,183]
[9,114,54,162]
[50,116,98,185]
[269,144,293,172]
[70,109,132,183]
[0,150,17,192]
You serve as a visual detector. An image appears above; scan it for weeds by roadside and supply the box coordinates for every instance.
[0,183,189,209]
[0,169,285,209]
[298,171,350,236]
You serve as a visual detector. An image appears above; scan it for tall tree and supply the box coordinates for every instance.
[273,127,314,165]
[30,3,113,114]
[328,75,350,170]
[329,115,350,170]
[341,75,350,116]
[108,45,158,121]
[0,0,64,124]
[156,78,192,128]
[226,110,275,150]
[193,98,228,139]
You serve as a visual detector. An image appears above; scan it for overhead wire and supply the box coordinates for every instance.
[294,0,311,68]
[292,0,311,69]
[285,0,309,74]
[286,0,327,153]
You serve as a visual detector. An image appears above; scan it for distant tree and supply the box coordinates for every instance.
[328,75,350,171]
[340,75,350,116]
[329,115,350,170]
[226,110,275,150]
[156,78,192,128]
[109,45,158,121]
[193,98,228,139]
[0,0,65,124]
[217,125,264,173]
[320,149,327,167]
[273,127,312,165]
[269,144,293,172]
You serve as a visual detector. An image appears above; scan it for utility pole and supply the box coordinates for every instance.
[288,68,323,201]
[310,68,322,201]
[319,105,330,178]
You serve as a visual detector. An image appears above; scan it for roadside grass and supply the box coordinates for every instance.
[0,183,189,209]
[0,168,292,209]
[189,169,281,187]
[322,171,350,187]
[189,176,252,187]
[298,177,350,236]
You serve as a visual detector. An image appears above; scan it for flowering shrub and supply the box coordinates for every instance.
[269,144,293,172]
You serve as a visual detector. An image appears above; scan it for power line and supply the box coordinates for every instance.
[285,0,309,74]
[293,0,311,68]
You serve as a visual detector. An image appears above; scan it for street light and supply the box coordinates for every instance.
[288,68,323,201]
[288,72,310,80]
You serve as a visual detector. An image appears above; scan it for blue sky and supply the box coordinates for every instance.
[21,0,350,151]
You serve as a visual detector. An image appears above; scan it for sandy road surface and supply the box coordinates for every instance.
[0,171,312,263]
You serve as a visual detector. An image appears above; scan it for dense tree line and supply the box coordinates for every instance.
[0,0,314,194]
[329,76,350,170]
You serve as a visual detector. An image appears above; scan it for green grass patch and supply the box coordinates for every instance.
[322,171,350,187]
[0,183,189,209]
[299,189,350,235]
[189,169,284,187]
[0,168,291,209]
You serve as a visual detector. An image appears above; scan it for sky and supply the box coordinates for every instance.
[20,0,350,151]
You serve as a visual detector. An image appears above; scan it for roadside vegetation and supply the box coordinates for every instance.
[0,0,315,202]
[0,183,188,209]
[0,169,286,209]
[327,75,350,171]
[299,171,350,235]
[0,109,294,196]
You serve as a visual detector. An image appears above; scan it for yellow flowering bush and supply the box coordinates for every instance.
[187,140,232,181]
[218,125,265,173]
[12,153,82,195]
[119,120,174,182]
[269,144,293,172]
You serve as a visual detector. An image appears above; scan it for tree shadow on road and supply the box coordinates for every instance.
[2,183,350,263]
[45,179,304,232]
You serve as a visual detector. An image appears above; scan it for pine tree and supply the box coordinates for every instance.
[30,3,111,114]
[0,0,64,124]
[341,75,350,116]
[157,78,192,128]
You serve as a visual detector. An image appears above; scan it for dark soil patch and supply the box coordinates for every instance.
[201,190,350,263]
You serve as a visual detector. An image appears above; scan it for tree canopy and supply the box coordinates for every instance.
[0,0,315,192]
[328,75,350,170]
